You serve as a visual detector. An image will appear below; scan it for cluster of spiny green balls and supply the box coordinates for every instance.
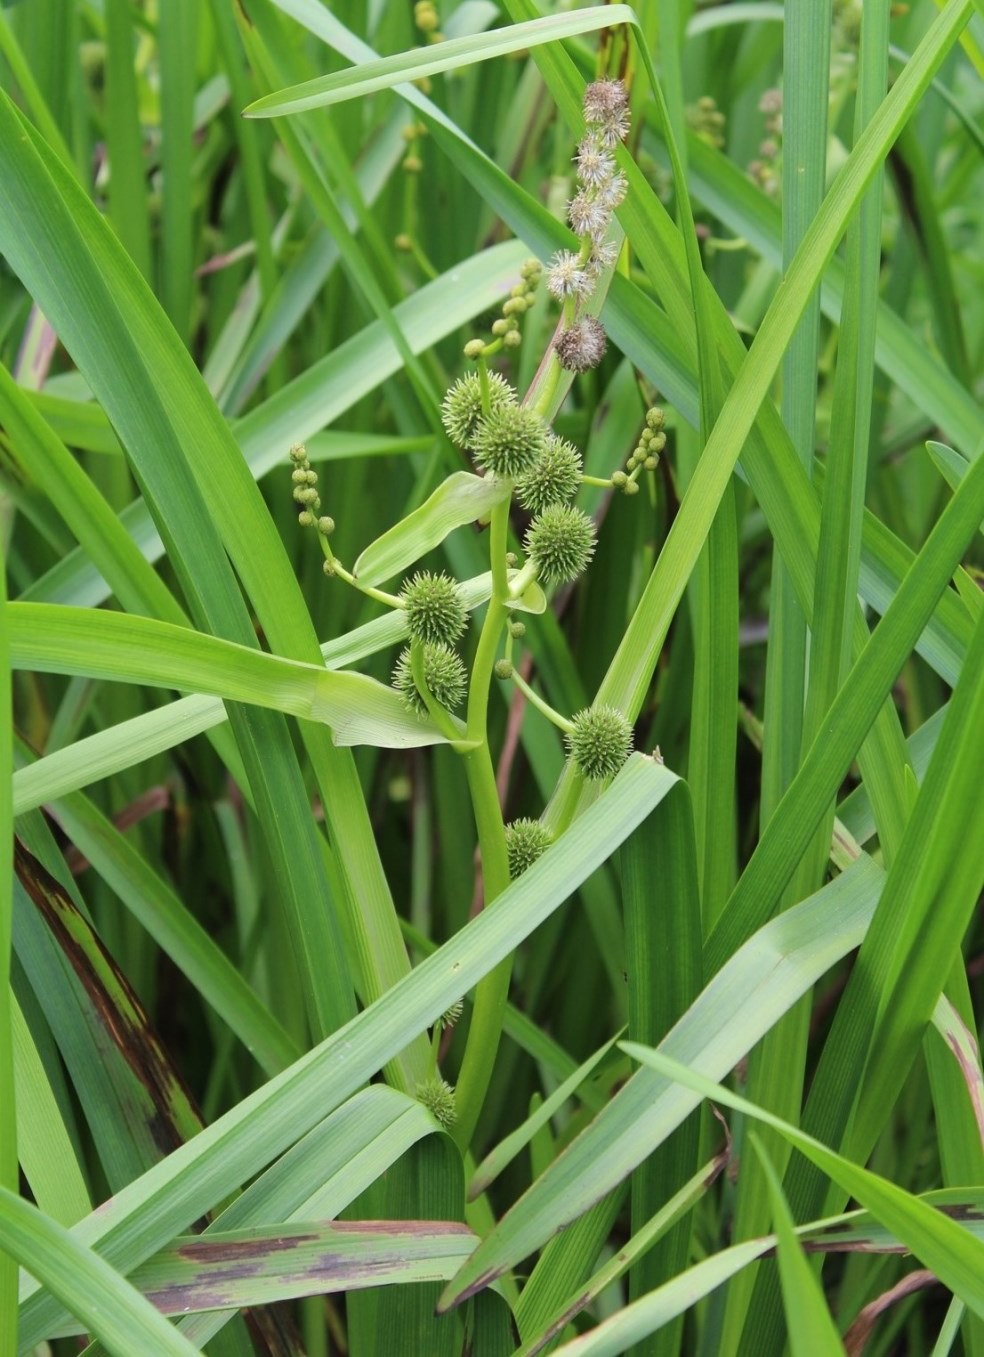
[441,372,597,585]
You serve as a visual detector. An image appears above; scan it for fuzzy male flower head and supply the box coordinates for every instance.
[582,78,631,146]
[400,571,467,645]
[472,403,549,479]
[547,249,592,301]
[441,370,516,449]
[555,315,608,373]
[566,706,633,781]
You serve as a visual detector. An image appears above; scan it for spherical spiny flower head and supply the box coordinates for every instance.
[525,503,595,584]
[400,571,467,645]
[441,371,516,449]
[566,706,633,781]
[472,403,548,479]
[555,316,608,373]
[393,642,467,715]
[505,818,553,879]
[515,434,583,514]
[416,1076,457,1128]
[547,249,592,301]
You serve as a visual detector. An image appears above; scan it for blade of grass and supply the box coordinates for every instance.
[0,503,16,1354]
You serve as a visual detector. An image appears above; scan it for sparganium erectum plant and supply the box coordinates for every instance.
[288,76,668,1137]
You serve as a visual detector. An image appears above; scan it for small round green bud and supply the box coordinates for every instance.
[503,330,522,348]
[292,468,308,484]
[646,406,665,432]
[463,338,485,359]
[393,642,467,715]
[515,434,582,514]
[303,487,320,504]
[472,404,548,479]
[318,516,335,535]
[441,371,516,449]
[503,296,527,316]
[507,619,526,639]
[643,455,658,471]
[525,504,595,583]
[401,124,417,142]
[402,154,423,173]
[298,510,314,527]
[292,486,307,503]
[416,1076,457,1128]
[288,444,307,463]
[505,818,553,878]
[322,558,336,577]
[505,552,518,567]
[494,658,514,680]
[650,431,667,453]
[624,479,640,496]
[641,428,654,445]
[394,232,413,251]
[566,706,633,781]
[611,470,628,488]
[400,571,467,645]
[305,468,319,484]
[509,283,526,299]
[491,317,510,337]
[520,258,542,279]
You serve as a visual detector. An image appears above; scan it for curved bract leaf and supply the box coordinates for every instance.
[10,566,545,813]
[7,604,457,749]
[243,6,637,116]
[0,1187,199,1357]
[355,471,509,587]
[438,854,883,1308]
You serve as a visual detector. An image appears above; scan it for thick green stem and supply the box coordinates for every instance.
[452,499,512,1147]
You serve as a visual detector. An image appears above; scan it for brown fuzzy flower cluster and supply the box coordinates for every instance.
[547,78,632,376]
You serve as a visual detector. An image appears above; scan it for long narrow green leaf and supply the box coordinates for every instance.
[243,7,638,117]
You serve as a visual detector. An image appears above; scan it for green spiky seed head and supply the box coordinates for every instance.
[416,1076,457,1128]
[439,998,464,1030]
[400,571,467,645]
[441,372,515,448]
[566,706,633,781]
[515,435,583,514]
[472,404,549,479]
[393,643,467,715]
[505,818,553,878]
[525,504,595,583]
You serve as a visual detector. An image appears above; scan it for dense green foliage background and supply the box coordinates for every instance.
[0,1,982,1354]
